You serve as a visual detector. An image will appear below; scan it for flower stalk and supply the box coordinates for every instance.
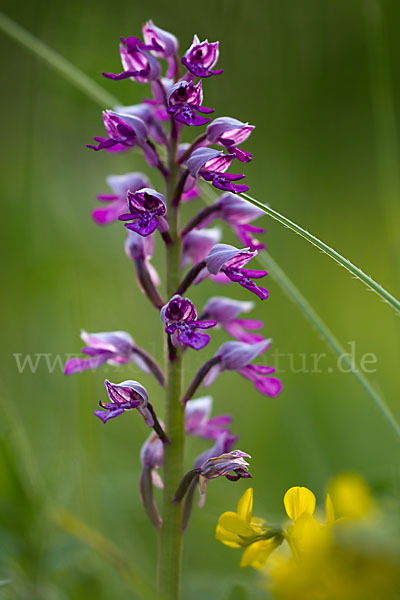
[157,135,186,600]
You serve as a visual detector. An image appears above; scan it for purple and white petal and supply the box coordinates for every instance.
[186,148,225,178]
[206,117,254,145]
[81,330,134,355]
[205,244,253,275]
[216,339,271,371]
[182,35,223,78]
[113,104,154,126]
[142,21,178,57]
[104,111,148,146]
[100,379,153,426]
[118,37,161,82]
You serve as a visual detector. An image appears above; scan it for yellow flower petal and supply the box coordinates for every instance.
[240,539,276,569]
[215,524,241,548]
[217,512,256,540]
[236,487,253,523]
[284,486,316,521]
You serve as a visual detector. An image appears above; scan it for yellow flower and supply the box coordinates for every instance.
[216,488,284,569]
[216,488,267,548]
[283,486,330,556]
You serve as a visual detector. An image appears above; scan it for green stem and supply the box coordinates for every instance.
[0,11,120,108]
[158,137,185,600]
[239,191,400,315]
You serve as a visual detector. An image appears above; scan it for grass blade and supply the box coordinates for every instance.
[240,191,400,315]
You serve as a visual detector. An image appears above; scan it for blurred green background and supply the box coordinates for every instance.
[1,0,400,598]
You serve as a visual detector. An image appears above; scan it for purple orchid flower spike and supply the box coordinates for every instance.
[205,243,269,300]
[201,297,264,343]
[161,295,216,350]
[142,21,179,79]
[185,396,233,440]
[140,430,165,489]
[65,330,149,375]
[95,379,152,424]
[93,172,150,225]
[182,227,221,268]
[167,80,214,127]
[181,34,223,78]
[205,339,282,398]
[207,117,254,162]
[87,110,148,152]
[103,36,161,82]
[80,23,282,554]
[186,148,249,194]
[119,188,168,237]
